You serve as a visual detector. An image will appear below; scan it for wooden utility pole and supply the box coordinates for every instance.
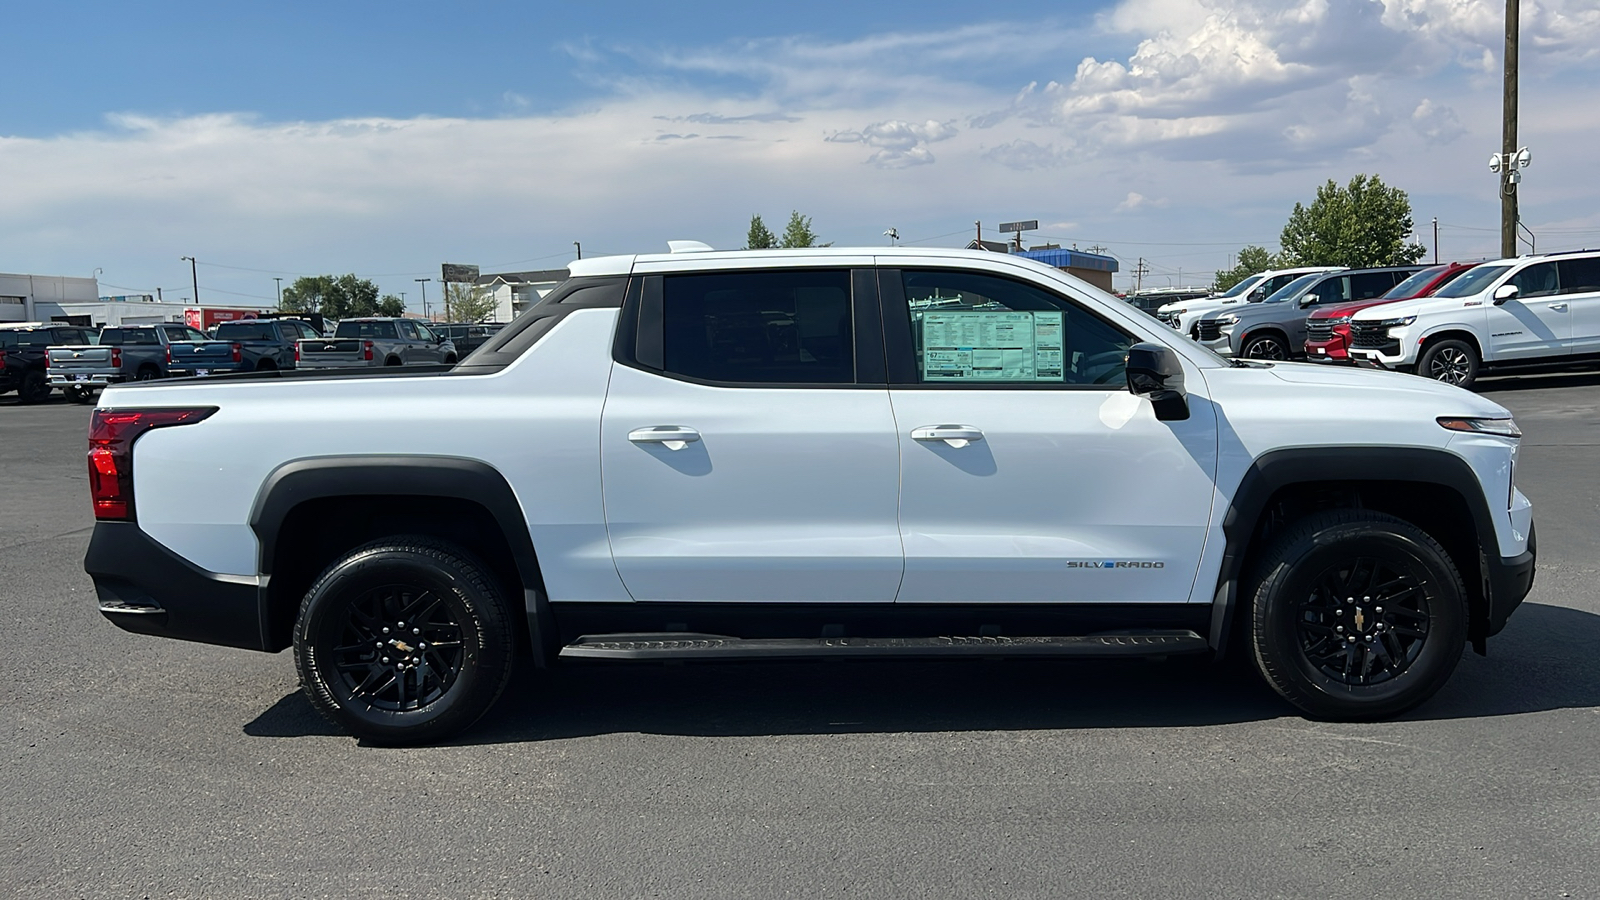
[1501,0,1519,258]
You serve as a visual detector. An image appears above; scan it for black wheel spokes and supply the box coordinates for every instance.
[1296,556,1431,686]
[328,586,466,712]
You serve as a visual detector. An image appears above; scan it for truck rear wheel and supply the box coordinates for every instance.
[18,370,50,404]
[1248,510,1467,720]
[293,536,515,745]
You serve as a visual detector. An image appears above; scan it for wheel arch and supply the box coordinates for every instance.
[1239,326,1292,356]
[249,456,553,662]
[1418,328,1483,359]
[1210,447,1498,658]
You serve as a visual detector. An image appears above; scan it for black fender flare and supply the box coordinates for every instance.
[249,455,553,661]
[1209,446,1503,654]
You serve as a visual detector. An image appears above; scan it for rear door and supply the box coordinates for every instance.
[600,264,904,603]
[1558,256,1600,356]
[881,266,1218,605]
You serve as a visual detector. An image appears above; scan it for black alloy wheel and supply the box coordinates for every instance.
[1242,334,1289,360]
[1419,339,1479,389]
[294,537,514,744]
[1249,509,1467,719]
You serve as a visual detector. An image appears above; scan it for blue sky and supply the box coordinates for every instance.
[3,0,1598,308]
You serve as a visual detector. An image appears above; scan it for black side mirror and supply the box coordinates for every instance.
[1124,342,1190,421]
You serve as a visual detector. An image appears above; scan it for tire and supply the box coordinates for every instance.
[385,357,403,367]
[1241,333,1290,360]
[63,387,89,404]
[1248,509,1467,720]
[18,370,50,404]
[293,537,516,744]
[256,359,277,372]
[136,366,160,381]
[1418,339,1479,389]
[443,355,458,366]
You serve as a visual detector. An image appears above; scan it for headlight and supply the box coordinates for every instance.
[1215,314,1239,326]
[1326,316,1351,326]
[1437,416,1522,439]
[1368,316,1417,329]
[1170,308,1186,315]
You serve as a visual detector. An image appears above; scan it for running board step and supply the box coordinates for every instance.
[559,630,1208,661]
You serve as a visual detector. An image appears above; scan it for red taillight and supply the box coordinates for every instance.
[363,340,374,361]
[111,347,123,369]
[165,346,173,365]
[88,407,217,521]
[231,343,242,363]
[293,343,301,363]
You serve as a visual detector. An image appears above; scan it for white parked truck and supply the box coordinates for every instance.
[84,246,1536,743]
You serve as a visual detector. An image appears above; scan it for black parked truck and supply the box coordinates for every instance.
[0,323,99,403]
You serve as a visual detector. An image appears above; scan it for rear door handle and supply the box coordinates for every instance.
[628,426,702,451]
[911,425,985,448]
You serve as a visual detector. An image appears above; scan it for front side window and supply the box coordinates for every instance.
[658,269,853,384]
[1305,276,1349,305]
[1510,262,1560,299]
[901,270,1132,386]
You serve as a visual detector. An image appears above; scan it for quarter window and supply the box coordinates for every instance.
[657,269,854,384]
[900,270,1133,386]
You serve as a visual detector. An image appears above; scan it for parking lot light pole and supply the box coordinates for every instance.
[274,277,283,306]
[415,278,431,319]
[181,256,199,304]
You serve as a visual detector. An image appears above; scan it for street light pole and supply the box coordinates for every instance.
[181,256,199,304]
[574,242,582,260]
[274,277,283,306]
[415,278,431,318]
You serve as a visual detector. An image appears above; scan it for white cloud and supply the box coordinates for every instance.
[1411,98,1465,144]
[1115,192,1169,211]
[826,119,958,167]
[982,140,1075,170]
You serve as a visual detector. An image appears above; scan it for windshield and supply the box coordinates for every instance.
[1262,273,1322,304]
[1214,273,1265,299]
[1381,265,1448,300]
[1434,264,1512,298]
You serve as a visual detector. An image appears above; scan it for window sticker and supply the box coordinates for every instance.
[920,311,1064,381]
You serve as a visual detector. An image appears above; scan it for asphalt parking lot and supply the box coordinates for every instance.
[3,372,1598,899]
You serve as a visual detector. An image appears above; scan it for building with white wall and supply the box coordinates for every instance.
[476,268,567,322]
[0,273,100,323]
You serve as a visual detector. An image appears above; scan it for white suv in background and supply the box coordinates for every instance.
[1348,250,1600,389]
[1157,267,1343,336]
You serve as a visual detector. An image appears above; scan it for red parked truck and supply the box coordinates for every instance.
[1304,262,1480,362]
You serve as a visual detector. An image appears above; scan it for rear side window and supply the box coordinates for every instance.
[123,329,158,345]
[1558,257,1600,295]
[335,321,399,340]
[656,269,854,385]
[1350,272,1397,300]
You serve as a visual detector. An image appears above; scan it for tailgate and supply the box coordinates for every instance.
[297,339,368,364]
[48,346,113,370]
[168,341,237,366]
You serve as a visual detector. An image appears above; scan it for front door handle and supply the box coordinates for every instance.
[1548,303,1569,311]
[628,425,702,451]
[911,424,985,449]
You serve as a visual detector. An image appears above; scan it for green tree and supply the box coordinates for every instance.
[1213,245,1279,292]
[779,211,818,249]
[746,215,777,250]
[1279,174,1427,268]
[277,274,386,318]
[443,282,498,323]
[376,294,407,317]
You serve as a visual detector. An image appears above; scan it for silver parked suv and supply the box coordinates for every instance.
[1196,266,1425,359]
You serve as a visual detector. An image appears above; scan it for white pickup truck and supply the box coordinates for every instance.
[83,246,1536,744]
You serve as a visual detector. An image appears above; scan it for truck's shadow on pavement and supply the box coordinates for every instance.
[244,602,1600,743]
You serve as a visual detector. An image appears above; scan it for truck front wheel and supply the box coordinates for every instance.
[293,537,515,744]
[1418,339,1479,388]
[1248,510,1467,720]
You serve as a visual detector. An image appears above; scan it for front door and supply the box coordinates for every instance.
[600,266,903,603]
[1489,260,1572,360]
[880,266,1218,604]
